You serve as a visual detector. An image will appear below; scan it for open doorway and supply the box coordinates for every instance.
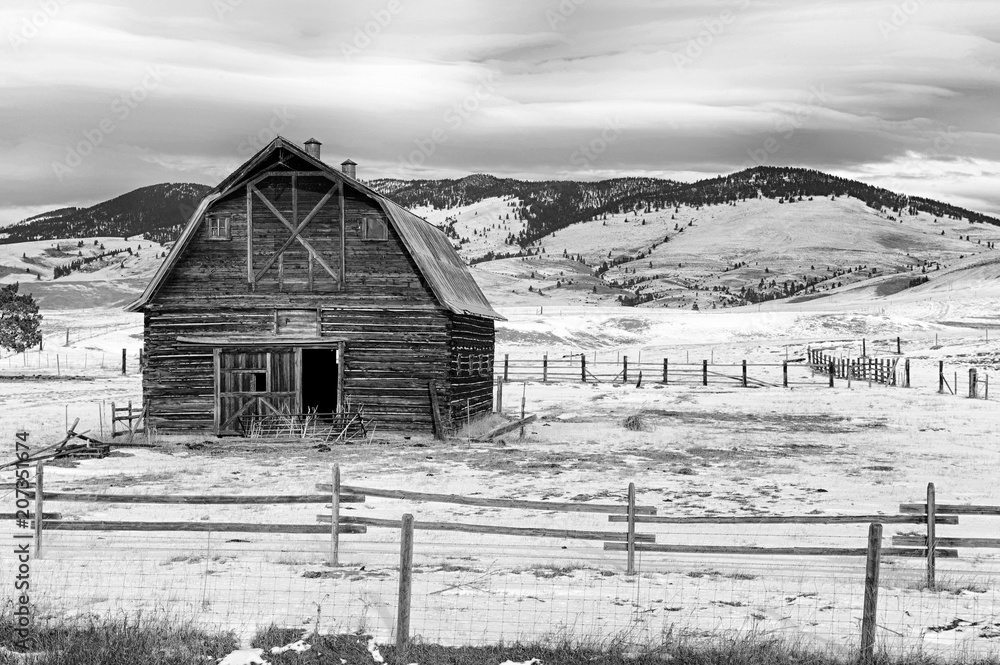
[301,348,340,415]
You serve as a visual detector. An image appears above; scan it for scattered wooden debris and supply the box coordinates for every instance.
[473,414,537,441]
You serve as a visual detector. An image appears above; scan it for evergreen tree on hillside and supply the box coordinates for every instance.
[0,284,42,352]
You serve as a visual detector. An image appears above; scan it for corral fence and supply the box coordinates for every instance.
[12,457,1000,660]
[494,353,829,389]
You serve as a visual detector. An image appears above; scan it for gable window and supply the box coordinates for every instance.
[362,216,388,241]
[207,214,231,240]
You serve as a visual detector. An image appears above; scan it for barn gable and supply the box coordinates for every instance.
[128,137,501,319]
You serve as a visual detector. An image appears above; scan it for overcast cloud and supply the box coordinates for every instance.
[1,0,998,224]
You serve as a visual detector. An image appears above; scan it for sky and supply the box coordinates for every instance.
[1,0,999,225]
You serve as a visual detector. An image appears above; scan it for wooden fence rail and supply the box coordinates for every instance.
[495,355,822,388]
[318,483,657,515]
[27,463,366,561]
[603,543,956,557]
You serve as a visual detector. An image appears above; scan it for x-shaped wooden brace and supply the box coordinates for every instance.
[251,183,339,283]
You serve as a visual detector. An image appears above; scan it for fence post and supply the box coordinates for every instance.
[580,355,586,382]
[626,482,636,575]
[65,329,69,346]
[897,336,901,354]
[939,361,944,394]
[926,482,936,590]
[396,513,414,656]
[503,354,509,383]
[969,369,977,398]
[782,361,788,388]
[828,361,835,388]
[495,376,503,414]
[905,359,911,388]
[862,338,867,357]
[861,522,883,664]
[623,356,628,384]
[742,360,747,387]
[542,354,548,383]
[702,360,708,386]
[663,358,668,385]
[121,348,127,376]
[330,464,340,567]
[34,462,44,559]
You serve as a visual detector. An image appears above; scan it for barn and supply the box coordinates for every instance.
[126,136,503,436]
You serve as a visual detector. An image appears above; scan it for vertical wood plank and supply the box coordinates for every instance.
[702,360,708,386]
[663,358,668,385]
[396,513,414,655]
[338,180,346,287]
[782,361,788,388]
[336,342,345,414]
[742,360,747,387]
[429,380,444,440]
[627,482,636,575]
[623,355,628,384]
[926,482,936,590]
[542,354,548,383]
[504,354,509,383]
[246,184,254,287]
[330,464,341,567]
[861,522,882,664]
[34,462,43,559]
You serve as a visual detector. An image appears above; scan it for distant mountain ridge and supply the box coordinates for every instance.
[1,183,212,245]
[374,167,1000,247]
[5,167,997,249]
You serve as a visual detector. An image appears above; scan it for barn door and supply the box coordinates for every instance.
[215,348,300,435]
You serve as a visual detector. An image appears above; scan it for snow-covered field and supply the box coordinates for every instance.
[3,276,1000,659]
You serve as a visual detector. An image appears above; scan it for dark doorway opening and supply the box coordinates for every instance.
[301,348,339,415]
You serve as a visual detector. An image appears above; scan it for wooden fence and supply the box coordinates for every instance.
[21,464,999,661]
[26,462,368,561]
[806,349,908,387]
[895,482,1000,588]
[494,354,825,388]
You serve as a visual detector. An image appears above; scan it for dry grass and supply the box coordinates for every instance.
[453,412,513,440]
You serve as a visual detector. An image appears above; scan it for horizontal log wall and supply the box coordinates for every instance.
[144,183,492,434]
[448,313,495,426]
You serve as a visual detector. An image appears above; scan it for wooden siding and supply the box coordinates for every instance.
[143,186,468,433]
[448,313,495,425]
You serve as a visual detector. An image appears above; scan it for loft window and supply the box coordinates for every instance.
[207,214,231,240]
[362,216,388,241]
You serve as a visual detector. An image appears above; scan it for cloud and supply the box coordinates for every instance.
[1,0,999,225]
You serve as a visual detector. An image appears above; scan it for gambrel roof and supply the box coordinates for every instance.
[126,137,504,320]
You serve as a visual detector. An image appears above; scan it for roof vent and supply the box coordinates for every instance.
[304,138,322,160]
[341,159,357,179]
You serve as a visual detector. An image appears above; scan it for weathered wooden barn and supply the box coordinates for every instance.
[127,137,503,435]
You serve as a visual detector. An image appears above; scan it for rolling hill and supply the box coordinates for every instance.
[6,166,1000,311]
[0,183,211,245]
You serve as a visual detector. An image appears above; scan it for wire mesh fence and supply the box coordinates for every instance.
[5,476,1000,661]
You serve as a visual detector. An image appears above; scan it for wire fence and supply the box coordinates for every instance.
[4,472,1000,661]
[492,353,994,399]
